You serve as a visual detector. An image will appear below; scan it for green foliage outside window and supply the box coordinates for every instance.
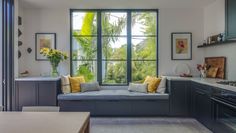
[72,11,157,84]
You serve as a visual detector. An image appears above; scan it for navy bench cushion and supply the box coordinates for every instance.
[58,89,169,101]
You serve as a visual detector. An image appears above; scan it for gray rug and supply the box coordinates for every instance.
[90,117,212,133]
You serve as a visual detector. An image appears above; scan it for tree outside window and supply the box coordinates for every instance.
[71,10,158,85]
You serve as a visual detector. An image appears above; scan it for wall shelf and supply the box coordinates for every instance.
[197,40,236,48]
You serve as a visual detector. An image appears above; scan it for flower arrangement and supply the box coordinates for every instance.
[40,48,68,77]
[197,63,210,78]
[176,40,187,54]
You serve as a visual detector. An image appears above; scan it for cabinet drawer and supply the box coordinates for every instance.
[192,82,211,94]
[96,101,132,116]
[131,100,169,116]
[59,100,96,113]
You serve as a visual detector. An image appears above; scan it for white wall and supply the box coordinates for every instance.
[204,0,225,38]
[19,8,70,76]
[14,0,19,78]
[18,2,24,76]
[19,7,205,77]
[204,0,236,80]
[159,8,204,76]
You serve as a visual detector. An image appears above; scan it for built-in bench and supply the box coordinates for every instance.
[58,86,170,116]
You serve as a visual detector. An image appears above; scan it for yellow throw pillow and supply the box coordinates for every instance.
[69,76,85,93]
[143,76,162,93]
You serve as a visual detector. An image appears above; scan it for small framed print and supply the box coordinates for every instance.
[35,33,56,60]
[171,32,192,60]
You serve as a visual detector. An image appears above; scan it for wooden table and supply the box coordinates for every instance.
[0,112,90,133]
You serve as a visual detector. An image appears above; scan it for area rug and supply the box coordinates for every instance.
[90,117,212,133]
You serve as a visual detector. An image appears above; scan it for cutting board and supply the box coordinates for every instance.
[205,57,226,79]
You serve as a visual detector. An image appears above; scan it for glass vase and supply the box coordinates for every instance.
[200,70,206,78]
[51,64,59,77]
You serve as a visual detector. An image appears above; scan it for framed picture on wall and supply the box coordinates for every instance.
[171,32,192,60]
[35,33,56,60]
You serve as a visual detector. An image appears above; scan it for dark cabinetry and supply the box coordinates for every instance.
[38,82,58,106]
[60,100,169,116]
[226,0,236,39]
[169,80,190,117]
[17,82,37,109]
[191,82,213,130]
[14,78,60,111]
[170,80,236,133]
[211,88,236,133]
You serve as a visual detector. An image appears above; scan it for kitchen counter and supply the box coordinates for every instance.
[15,76,61,81]
[165,76,236,93]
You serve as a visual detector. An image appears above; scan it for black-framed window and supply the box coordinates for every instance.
[70,9,158,85]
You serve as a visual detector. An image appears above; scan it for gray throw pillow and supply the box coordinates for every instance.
[128,83,148,93]
[80,82,100,92]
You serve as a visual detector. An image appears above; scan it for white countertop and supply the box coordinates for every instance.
[15,76,236,92]
[165,76,236,92]
[15,76,61,81]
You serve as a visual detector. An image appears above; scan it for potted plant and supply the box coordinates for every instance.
[197,63,210,78]
[40,48,68,77]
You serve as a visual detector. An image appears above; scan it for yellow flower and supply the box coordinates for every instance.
[40,48,50,55]
[40,48,68,61]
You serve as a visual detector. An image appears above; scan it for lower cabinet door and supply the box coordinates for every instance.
[195,89,212,130]
[17,82,37,111]
[38,82,57,106]
[169,81,190,117]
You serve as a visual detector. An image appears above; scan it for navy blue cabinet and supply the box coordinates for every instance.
[169,80,191,117]
[226,0,236,39]
[16,82,37,110]
[191,82,213,130]
[14,78,60,111]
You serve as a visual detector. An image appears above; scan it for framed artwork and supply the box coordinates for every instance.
[35,33,56,60]
[171,32,192,60]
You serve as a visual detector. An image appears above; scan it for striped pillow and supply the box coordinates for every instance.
[61,75,71,94]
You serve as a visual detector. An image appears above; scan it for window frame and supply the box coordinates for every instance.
[70,9,159,86]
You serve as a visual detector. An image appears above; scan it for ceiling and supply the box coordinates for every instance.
[19,0,217,9]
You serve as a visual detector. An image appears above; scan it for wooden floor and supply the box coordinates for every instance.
[90,117,212,133]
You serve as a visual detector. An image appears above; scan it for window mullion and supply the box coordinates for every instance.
[156,11,159,76]
[70,11,73,75]
[127,11,132,83]
[97,11,102,85]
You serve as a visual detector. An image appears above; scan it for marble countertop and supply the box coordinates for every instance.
[15,76,61,81]
[15,76,236,92]
[165,76,236,93]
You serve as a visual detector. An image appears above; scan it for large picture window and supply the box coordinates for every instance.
[70,9,158,85]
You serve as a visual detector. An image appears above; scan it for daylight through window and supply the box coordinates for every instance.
[71,10,158,85]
